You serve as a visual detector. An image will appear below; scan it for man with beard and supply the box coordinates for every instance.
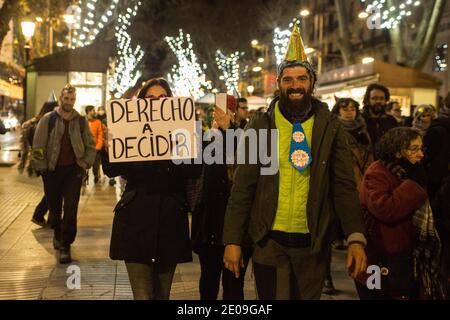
[222,25,367,299]
[32,84,96,263]
[361,83,398,157]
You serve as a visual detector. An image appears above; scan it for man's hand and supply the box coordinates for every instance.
[223,244,244,279]
[78,160,88,170]
[346,243,367,278]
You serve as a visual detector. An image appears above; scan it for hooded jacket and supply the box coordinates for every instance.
[32,107,96,172]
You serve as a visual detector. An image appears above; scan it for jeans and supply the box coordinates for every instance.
[125,261,176,300]
[32,195,48,221]
[42,165,83,248]
[198,245,252,300]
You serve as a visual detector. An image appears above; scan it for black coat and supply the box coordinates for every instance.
[423,118,450,200]
[191,125,243,252]
[102,151,201,265]
[362,108,398,157]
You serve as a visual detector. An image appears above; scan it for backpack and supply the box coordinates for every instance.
[47,111,85,135]
[25,121,37,147]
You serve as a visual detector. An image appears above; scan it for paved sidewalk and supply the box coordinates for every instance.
[0,166,358,300]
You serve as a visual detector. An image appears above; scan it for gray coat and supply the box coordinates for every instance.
[32,108,96,172]
[223,97,366,255]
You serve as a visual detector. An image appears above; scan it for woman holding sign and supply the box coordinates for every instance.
[102,78,200,300]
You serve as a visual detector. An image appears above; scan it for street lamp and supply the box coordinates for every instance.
[358,11,369,19]
[362,57,375,64]
[300,9,310,17]
[21,20,36,64]
[247,85,255,95]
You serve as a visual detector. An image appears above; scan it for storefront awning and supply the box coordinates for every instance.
[316,61,441,95]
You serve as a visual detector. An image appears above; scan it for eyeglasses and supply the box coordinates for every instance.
[146,94,167,99]
[406,146,424,153]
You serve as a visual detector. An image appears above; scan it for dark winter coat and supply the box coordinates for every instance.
[223,97,366,254]
[362,108,398,157]
[423,118,450,200]
[102,151,201,265]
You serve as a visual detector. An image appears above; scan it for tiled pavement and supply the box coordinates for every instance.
[0,164,358,300]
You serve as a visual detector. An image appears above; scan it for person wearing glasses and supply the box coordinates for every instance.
[102,78,200,300]
[235,98,249,129]
[357,127,442,300]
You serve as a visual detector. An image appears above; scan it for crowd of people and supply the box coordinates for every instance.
[11,24,450,301]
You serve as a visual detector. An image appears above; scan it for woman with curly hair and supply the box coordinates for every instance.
[356,127,442,299]
[412,104,437,134]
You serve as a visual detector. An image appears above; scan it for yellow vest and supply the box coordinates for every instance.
[272,102,314,233]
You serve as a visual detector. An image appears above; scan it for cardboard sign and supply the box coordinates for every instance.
[106,97,197,163]
[215,93,227,113]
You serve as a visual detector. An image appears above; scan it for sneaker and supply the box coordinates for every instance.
[53,238,62,250]
[59,247,72,264]
[31,217,47,227]
[322,276,337,295]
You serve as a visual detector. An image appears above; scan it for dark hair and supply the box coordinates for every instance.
[331,98,360,117]
[386,101,399,112]
[138,78,173,99]
[376,127,422,163]
[37,101,58,119]
[363,83,390,107]
[237,97,248,110]
[85,105,95,114]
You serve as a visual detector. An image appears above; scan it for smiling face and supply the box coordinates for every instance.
[278,66,312,104]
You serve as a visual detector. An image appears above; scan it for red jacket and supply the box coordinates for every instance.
[359,160,428,254]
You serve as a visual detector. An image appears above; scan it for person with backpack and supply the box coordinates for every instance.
[32,84,96,263]
[20,101,59,227]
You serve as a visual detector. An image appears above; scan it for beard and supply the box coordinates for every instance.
[62,104,74,113]
[279,87,312,119]
[370,103,385,115]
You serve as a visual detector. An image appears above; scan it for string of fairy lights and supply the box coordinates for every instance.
[273,27,292,66]
[108,1,144,98]
[360,0,421,29]
[165,29,212,99]
[215,50,243,94]
[72,0,120,48]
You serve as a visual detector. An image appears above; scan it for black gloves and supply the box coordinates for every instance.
[399,158,428,188]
